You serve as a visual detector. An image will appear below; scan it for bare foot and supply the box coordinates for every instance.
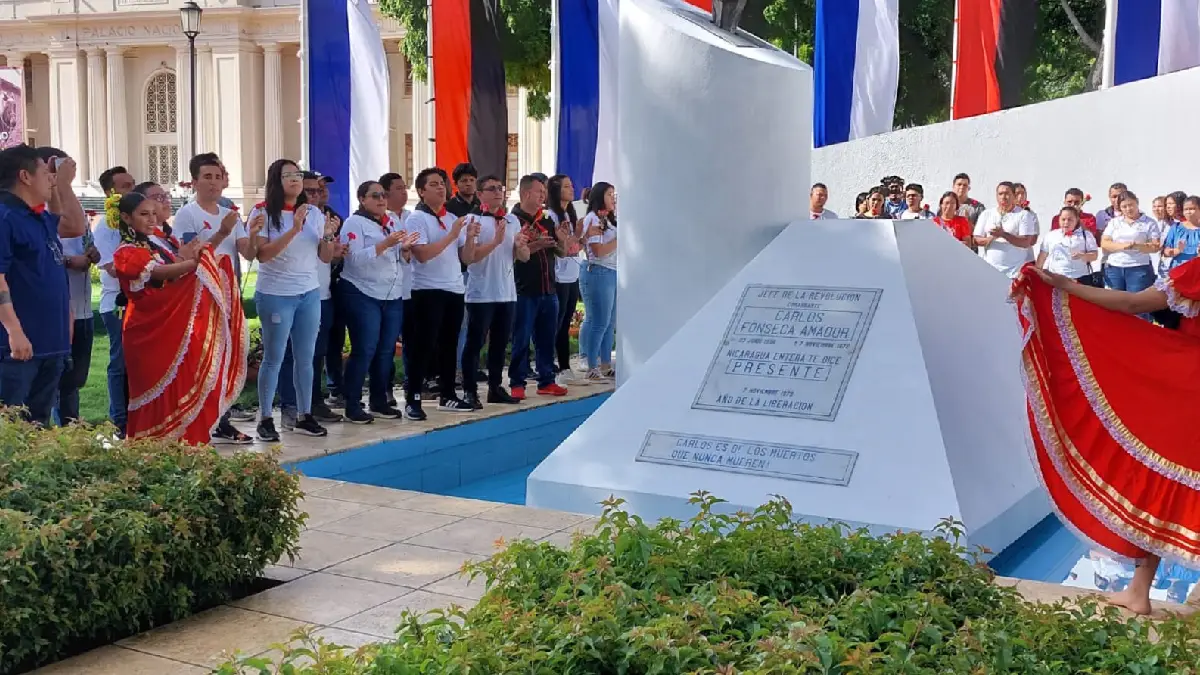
[1107,589,1153,616]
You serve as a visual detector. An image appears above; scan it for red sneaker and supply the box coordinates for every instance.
[537,383,569,397]
[510,386,526,400]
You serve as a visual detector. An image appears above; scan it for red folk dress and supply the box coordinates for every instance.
[112,234,247,444]
[1012,259,1200,563]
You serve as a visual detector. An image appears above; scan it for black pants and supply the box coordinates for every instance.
[554,281,579,372]
[58,318,94,424]
[462,301,515,395]
[405,289,464,402]
[326,281,347,396]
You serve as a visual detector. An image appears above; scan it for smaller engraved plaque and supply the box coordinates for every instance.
[693,284,882,421]
[635,431,857,486]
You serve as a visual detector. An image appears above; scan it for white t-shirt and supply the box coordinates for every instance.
[899,209,935,220]
[389,209,414,300]
[1038,227,1097,279]
[1104,215,1162,268]
[172,201,247,262]
[466,213,518,304]
[248,203,324,296]
[811,209,838,220]
[59,235,93,320]
[409,207,467,294]
[548,210,583,284]
[974,207,1038,278]
[93,216,122,314]
[339,212,406,301]
[583,212,617,270]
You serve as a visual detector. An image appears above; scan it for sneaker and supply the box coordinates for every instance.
[424,379,440,395]
[325,394,346,409]
[538,383,569,397]
[405,398,427,421]
[227,405,255,422]
[487,387,520,404]
[584,368,608,383]
[439,397,475,413]
[369,405,403,419]
[213,420,254,445]
[345,409,374,425]
[475,370,488,381]
[510,386,527,401]
[386,393,398,407]
[571,355,589,373]
[294,414,328,437]
[463,392,483,410]
[280,407,298,431]
[557,369,583,387]
[312,402,343,423]
[601,365,615,379]
[256,418,280,443]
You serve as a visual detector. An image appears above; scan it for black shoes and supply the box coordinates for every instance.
[256,418,280,443]
[405,397,427,421]
[213,420,253,444]
[345,409,375,425]
[370,405,404,419]
[487,387,520,405]
[312,402,344,423]
[439,397,475,413]
[294,414,329,437]
[462,392,484,410]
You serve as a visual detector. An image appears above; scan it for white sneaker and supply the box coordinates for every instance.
[571,355,589,373]
[584,368,607,383]
[557,370,584,387]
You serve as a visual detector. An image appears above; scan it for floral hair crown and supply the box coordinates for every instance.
[104,191,121,230]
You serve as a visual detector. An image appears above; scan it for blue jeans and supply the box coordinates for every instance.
[580,264,617,369]
[256,289,321,418]
[339,282,403,414]
[56,318,94,424]
[1105,264,1156,320]
[281,298,334,412]
[0,355,66,426]
[100,310,127,431]
[509,294,559,389]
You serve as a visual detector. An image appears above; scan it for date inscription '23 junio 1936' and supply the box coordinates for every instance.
[692,284,882,421]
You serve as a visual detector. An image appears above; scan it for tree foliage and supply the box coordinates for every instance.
[378,0,1105,127]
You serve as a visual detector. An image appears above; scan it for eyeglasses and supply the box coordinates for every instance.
[304,188,321,195]
[282,171,304,180]
[365,191,386,200]
[481,185,506,193]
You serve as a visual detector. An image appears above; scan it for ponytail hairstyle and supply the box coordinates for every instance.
[586,181,617,231]
[547,174,578,226]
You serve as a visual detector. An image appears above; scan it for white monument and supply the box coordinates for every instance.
[615,0,812,385]
[528,219,1049,555]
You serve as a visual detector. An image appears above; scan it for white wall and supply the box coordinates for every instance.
[813,67,1200,221]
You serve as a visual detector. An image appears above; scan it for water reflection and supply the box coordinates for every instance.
[1061,550,1199,604]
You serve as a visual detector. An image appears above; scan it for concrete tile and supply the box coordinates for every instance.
[333,590,476,638]
[540,530,576,549]
[284,529,392,571]
[299,496,378,529]
[116,605,307,668]
[311,627,385,651]
[318,481,421,507]
[298,476,343,496]
[406,517,556,556]
[397,493,500,517]
[31,646,207,674]
[326,543,479,587]
[476,504,591,530]
[316,505,460,542]
[231,572,412,625]
[263,564,312,582]
[423,570,490,600]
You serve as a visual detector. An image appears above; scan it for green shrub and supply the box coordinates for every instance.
[0,415,305,673]
[221,492,1200,674]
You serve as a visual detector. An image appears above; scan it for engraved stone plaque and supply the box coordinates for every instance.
[635,431,857,486]
[692,284,882,421]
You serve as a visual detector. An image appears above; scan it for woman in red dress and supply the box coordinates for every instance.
[107,191,246,444]
[932,191,974,248]
[1013,258,1200,614]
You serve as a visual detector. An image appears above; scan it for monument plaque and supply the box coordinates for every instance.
[635,430,858,486]
[692,284,882,421]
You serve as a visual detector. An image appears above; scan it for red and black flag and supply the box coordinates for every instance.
[431,0,508,178]
[951,0,1038,120]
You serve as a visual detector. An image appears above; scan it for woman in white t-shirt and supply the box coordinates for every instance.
[1101,190,1161,295]
[578,182,618,381]
[547,174,584,378]
[338,181,419,424]
[248,159,339,441]
[1036,206,1099,287]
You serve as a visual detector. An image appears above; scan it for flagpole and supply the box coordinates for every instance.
[424,0,436,168]
[1100,0,1117,89]
[949,0,959,120]
[299,0,310,168]
[546,0,560,175]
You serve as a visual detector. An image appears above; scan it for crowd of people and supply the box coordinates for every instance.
[0,144,619,445]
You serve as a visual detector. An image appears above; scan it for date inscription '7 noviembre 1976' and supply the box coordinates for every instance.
[692,284,883,421]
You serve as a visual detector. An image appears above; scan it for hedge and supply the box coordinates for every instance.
[0,414,305,673]
[221,492,1200,674]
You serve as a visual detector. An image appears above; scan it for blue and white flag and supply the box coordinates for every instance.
[555,0,619,190]
[813,0,899,148]
[1106,0,1200,87]
[303,0,389,217]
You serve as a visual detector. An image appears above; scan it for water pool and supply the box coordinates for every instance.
[293,394,1197,597]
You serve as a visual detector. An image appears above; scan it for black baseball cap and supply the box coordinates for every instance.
[302,170,335,183]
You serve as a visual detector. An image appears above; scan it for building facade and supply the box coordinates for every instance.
[0,0,552,203]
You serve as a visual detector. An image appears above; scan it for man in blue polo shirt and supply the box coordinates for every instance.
[0,144,70,425]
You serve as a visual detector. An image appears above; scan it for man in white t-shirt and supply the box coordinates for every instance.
[974,181,1038,278]
[92,164,136,436]
[898,183,935,220]
[170,152,261,444]
[381,171,412,405]
[809,183,837,220]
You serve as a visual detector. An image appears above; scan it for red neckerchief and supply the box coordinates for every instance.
[32,203,46,215]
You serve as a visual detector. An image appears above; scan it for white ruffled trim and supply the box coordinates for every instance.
[128,260,158,294]
[1153,276,1200,318]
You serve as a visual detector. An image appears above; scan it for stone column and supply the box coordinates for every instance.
[84,47,108,180]
[174,44,193,181]
[385,42,404,172]
[104,45,128,168]
[262,43,282,168]
[410,75,428,171]
[195,44,213,154]
[48,49,88,180]
[209,42,261,201]
[517,88,544,178]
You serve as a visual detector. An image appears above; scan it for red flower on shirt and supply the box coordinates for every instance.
[347,232,357,241]
[230,204,239,212]
[203,221,212,230]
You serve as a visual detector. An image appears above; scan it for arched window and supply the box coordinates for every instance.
[143,70,178,186]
